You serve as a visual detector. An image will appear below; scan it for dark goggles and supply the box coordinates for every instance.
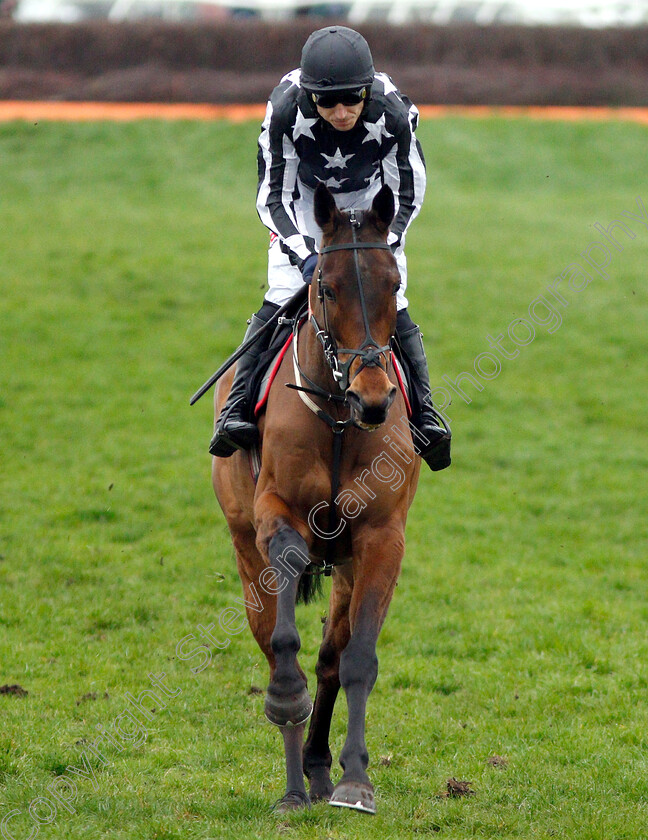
[311,87,368,109]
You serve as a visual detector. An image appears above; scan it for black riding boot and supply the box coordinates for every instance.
[396,310,451,471]
[209,302,278,457]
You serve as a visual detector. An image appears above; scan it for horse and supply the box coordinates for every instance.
[212,182,421,814]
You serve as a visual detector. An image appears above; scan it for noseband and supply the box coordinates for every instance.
[311,210,393,392]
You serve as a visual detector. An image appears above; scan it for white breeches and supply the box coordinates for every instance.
[263,238,410,311]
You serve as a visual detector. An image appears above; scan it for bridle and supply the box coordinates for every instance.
[310,209,393,393]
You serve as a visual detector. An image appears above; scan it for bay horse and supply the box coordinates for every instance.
[212,183,421,814]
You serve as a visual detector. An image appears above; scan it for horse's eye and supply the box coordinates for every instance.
[392,281,401,296]
[322,286,336,302]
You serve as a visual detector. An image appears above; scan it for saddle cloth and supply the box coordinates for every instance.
[254,332,295,419]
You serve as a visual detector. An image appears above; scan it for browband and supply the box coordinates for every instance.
[320,241,391,254]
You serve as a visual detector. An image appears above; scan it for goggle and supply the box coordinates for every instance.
[311,87,368,109]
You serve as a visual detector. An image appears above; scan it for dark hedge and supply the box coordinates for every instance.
[1,20,648,104]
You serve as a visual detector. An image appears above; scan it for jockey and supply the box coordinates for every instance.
[210,25,451,471]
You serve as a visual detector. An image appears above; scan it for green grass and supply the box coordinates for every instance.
[0,116,647,839]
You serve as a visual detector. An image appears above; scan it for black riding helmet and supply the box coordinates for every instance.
[300,26,375,97]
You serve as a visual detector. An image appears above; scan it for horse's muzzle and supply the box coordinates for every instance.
[346,383,397,431]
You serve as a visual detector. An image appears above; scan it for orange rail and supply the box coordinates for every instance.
[2,101,648,123]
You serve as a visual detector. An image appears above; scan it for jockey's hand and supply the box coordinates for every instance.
[300,253,318,284]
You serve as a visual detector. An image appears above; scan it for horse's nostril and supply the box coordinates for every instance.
[346,389,361,407]
[346,386,396,427]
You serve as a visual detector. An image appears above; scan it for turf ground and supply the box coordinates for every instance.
[0,116,647,840]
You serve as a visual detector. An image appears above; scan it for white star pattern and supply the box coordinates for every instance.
[321,148,355,169]
[282,68,301,89]
[320,176,348,189]
[362,113,393,145]
[292,107,318,143]
[378,73,399,98]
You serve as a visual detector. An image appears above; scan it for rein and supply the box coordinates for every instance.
[290,318,354,577]
[290,211,394,576]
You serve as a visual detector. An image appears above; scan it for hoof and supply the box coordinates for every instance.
[309,778,334,803]
[273,790,311,814]
[264,686,313,728]
[329,780,376,814]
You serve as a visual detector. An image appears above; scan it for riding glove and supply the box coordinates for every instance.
[300,253,318,284]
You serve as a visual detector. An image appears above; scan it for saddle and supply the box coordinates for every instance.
[242,297,308,423]
[254,332,296,419]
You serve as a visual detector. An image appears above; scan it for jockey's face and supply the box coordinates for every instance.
[316,101,364,132]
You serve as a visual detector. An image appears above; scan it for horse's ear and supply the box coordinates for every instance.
[314,182,339,233]
[370,185,395,234]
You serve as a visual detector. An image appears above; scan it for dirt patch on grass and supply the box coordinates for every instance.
[76,691,110,705]
[437,778,476,798]
[0,684,28,697]
[486,754,509,768]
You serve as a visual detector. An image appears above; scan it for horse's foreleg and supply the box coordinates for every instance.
[231,522,310,811]
[256,510,313,811]
[303,568,352,802]
[273,723,310,813]
[263,523,313,728]
[330,527,405,815]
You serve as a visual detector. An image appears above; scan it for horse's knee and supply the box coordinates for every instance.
[315,641,340,684]
[339,639,378,691]
[255,492,311,557]
[268,525,310,578]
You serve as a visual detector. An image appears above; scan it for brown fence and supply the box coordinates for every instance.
[1,20,648,105]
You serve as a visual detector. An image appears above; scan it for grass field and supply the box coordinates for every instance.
[0,115,647,840]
